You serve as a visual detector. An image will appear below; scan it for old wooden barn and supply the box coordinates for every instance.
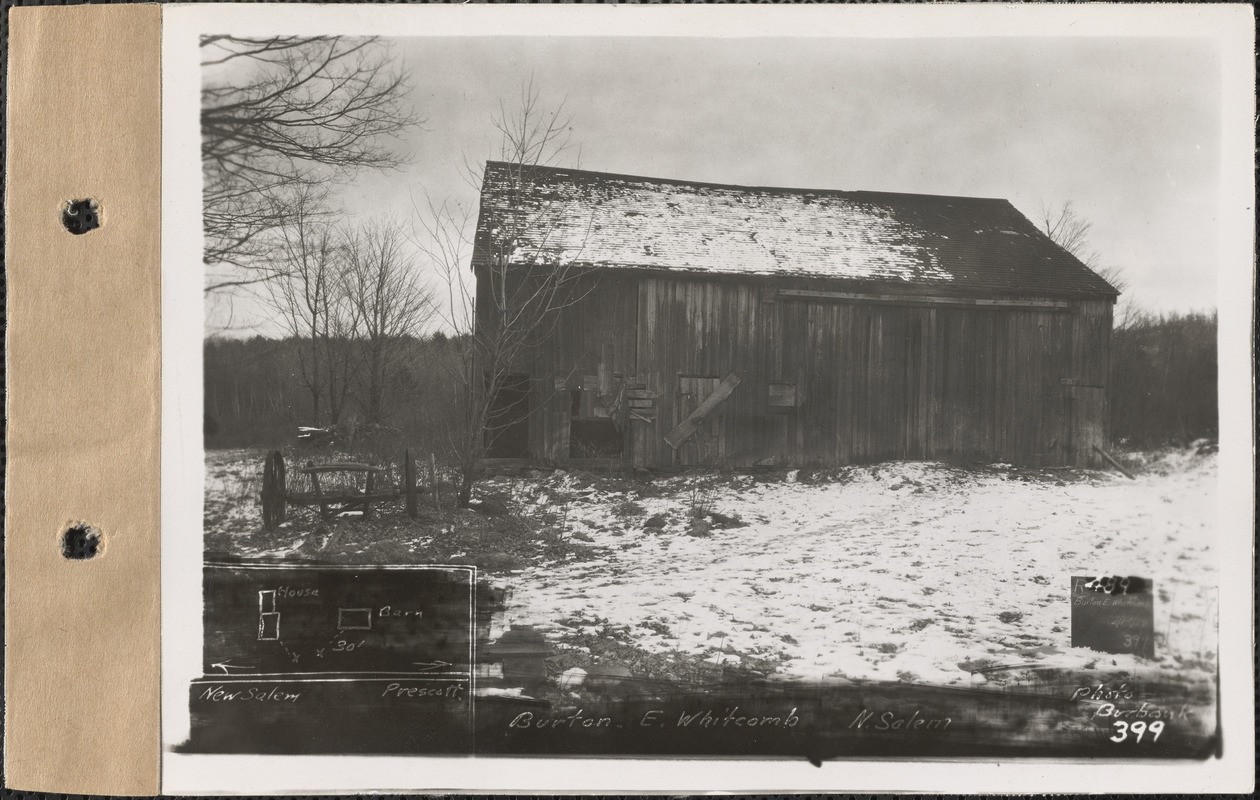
[471,161,1118,470]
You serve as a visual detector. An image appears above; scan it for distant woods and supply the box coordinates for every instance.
[204,333,462,452]
[1109,310,1217,448]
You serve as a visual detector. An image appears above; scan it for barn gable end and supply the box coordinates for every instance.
[472,162,1117,470]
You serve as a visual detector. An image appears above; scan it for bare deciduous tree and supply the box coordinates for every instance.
[201,35,416,288]
[341,217,435,425]
[1040,199,1134,326]
[1040,201,1098,266]
[263,186,355,426]
[1040,200,1129,293]
[416,82,590,507]
[322,267,362,429]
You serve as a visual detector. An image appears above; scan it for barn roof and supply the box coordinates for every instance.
[473,161,1119,299]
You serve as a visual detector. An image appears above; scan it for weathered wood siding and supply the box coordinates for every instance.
[507,271,1111,469]
[519,274,640,462]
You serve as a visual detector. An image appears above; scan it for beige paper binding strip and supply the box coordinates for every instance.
[5,5,162,794]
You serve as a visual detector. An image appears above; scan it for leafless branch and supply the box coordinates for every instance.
[201,35,419,285]
[341,216,436,423]
[1039,200,1100,268]
[1040,199,1132,323]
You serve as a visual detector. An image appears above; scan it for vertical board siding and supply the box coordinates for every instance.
[519,273,1111,469]
[634,277,773,467]
[526,273,639,463]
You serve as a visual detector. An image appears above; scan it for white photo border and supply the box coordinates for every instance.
[162,3,1255,793]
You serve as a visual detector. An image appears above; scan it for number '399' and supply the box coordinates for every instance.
[1110,720,1165,743]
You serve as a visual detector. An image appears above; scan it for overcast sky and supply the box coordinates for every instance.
[208,35,1223,335]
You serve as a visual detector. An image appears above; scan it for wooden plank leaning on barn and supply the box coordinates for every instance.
[1093,445,1137,480]
[664,372,742,450]
[778,288,1073,311]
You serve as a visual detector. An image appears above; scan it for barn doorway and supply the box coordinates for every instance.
[485,373,530,458]
[568,388,624,459]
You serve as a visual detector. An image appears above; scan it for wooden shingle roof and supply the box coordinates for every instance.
[473,161,1119,299]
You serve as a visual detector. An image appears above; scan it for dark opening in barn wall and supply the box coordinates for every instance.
[569,420,623,458]
[568,388,624,458]
[485,373,531,458]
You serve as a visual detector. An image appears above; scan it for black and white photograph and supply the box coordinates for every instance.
[161,4,1254,793]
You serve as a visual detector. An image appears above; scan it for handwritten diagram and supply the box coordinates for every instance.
[185,564,476,754]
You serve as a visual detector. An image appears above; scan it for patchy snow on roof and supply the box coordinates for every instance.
[474,162,1119,298]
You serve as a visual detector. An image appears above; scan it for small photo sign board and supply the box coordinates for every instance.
[1070,576,1155,658]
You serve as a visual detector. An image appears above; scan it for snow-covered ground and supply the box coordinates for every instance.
[496,452,1218,687]
[204,447,1218,688]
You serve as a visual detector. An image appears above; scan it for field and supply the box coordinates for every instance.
[204,446,1218,688]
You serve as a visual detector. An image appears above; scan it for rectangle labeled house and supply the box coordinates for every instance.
[471,163,1118,470]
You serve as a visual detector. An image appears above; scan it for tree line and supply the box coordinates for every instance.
[204,332,463,453]
[1108,309,1217,448]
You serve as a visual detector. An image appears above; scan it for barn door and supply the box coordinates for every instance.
[675,376,722,466]
[1066,384,1106,466]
